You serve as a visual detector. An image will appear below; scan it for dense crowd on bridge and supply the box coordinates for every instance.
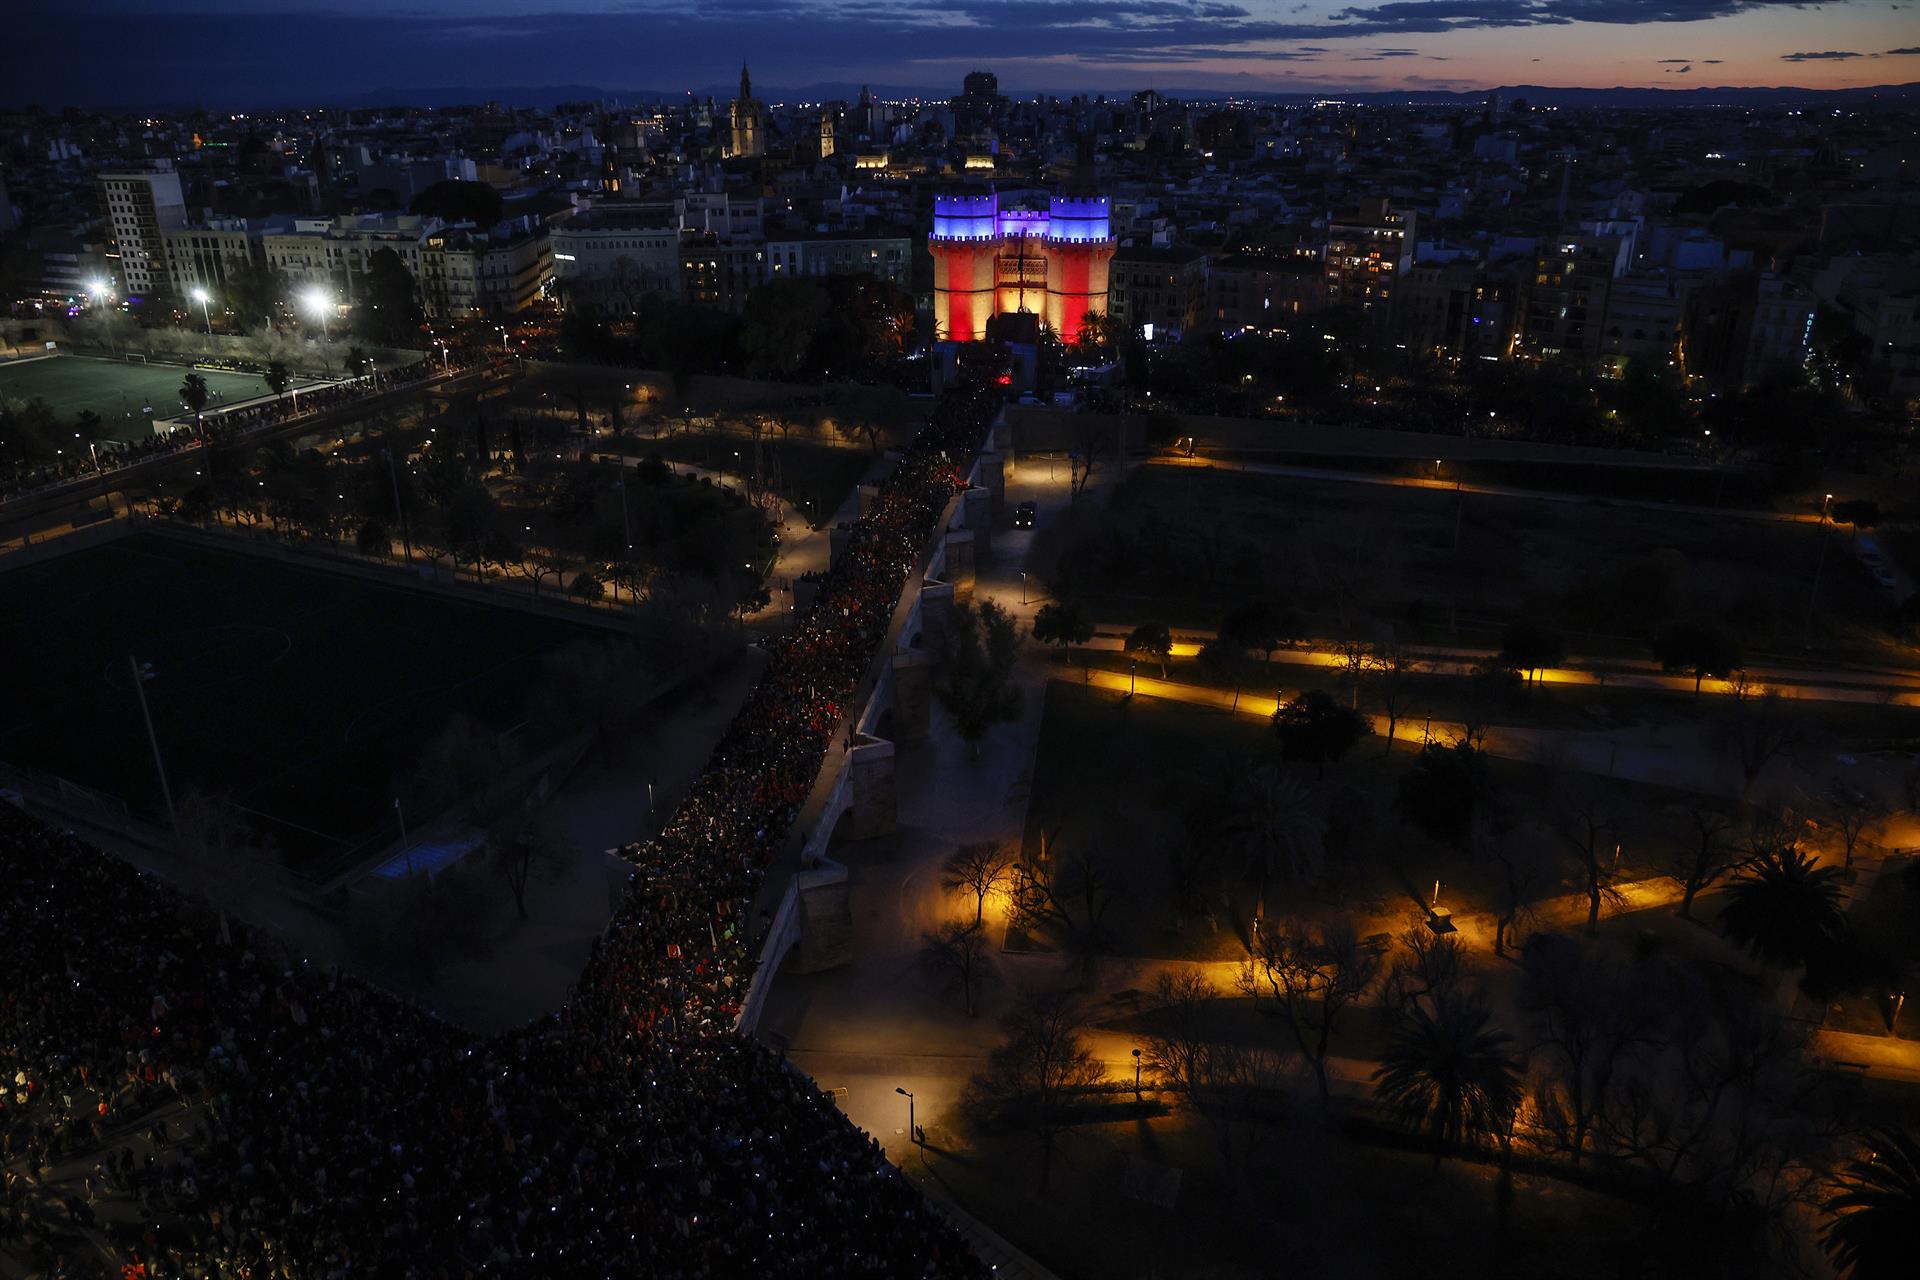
[1,382,999,1276]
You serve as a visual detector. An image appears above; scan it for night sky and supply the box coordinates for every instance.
[9,1,1919,106]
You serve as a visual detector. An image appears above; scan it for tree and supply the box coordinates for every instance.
[1719,690,1804,807]
[1364,643,1421,754]
[834,381,911,453]
[921,919,992,1016]
[933,600,1023,757]
[264,361,291,398]
[1197,636,1256,711]
[1382,928,1465,1013]
[1239,919,1381,1104]
[345,346,372,377]
[1823,1127,1920,1279]
[1667,803,1739,921]
[1718,840,1846,971]
[1656,622,1745,695]
[1220,598,1295,666]
[179,372,209,423]
[1830,499,1881,543]
[410,178,504,228]
[1555,784,1623,935]
[739,278,832,378]
[487,816,574,921]
[1211,760,1324,914]
[1520,934,1659,1164]
[1372,995,1523,1168]
[357,247,423,345]
[1826,792,1882,874]
[1397,738,1487,849]
[1499,618,1564,686]
[1031,600,1094,665]
[1272,689,1371,778]
[968,987,1108,1189]
[1125,621,1172,678]
[1141,970,1287,1170]
[943,841,1015,926]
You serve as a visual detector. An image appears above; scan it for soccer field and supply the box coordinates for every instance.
[0,355,320,442]
[0,531,602,875]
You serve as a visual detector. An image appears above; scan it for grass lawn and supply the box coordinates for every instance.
[1051,465,1901,667]
[1020,678,1688,960]
[917,1103,1750,1280]
[1822,855,1920,1041]
[0,354,321,442]
[0,531,602,875]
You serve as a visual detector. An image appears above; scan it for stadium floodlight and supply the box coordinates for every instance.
[190,287,214,341]
[302,287,333,339]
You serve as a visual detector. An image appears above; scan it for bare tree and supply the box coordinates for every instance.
[1719,691,1804,808]
[1238,919,1381,1104]
[921,920,993,1016]
[1520,934,1661,1165]
[1366,642,1421,753]
[967,987,1109,1189]
[488,815,575,921]
[1667,804,1740,921]
[941,841,1015,926]
[1823,793,1882,874]
[1555,784,1624,935]
[1381,928,1464,1013]
[1491,822,1552,957]
[1140,970,1289,1171]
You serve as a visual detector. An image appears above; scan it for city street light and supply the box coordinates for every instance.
[895,1086,919,1146]
[302,286,333,340]
[1132,1047,1142,1100]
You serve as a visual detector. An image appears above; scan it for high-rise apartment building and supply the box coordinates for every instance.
[97,164,187,304]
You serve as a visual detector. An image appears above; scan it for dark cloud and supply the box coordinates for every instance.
[0,0,1879,106]
[1888,46,1920,54]
[1656,58,1694,62]
[1780,50,1864,60]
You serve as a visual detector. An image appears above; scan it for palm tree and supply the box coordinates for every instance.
[1717,842,1846,970]
[1213,759,1322,920]
[1372,995,1523,1168]
[1823,1127,1920,1278]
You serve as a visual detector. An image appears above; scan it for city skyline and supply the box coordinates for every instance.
[10,1,1920,108]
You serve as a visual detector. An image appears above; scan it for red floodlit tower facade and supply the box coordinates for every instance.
[930,192,1114,345]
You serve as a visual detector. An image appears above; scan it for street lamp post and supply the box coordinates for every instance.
[1132,1048,1142,1100]
[393,796,415,877]
[381,447,414,564]
[895,1086,918,1146]
[190,286,215,351]
[1020,571,1027,605]
[128,656,177,830]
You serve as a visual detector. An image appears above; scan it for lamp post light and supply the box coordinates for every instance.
[190,286,215,348]
[302,287,333,341]
[1020,571,1027,605]
[894,1086,918,1146]
[128,656,177,830]
[1132,1048,1142,1100]
[1129,658,1137,695]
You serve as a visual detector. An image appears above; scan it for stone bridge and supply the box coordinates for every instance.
[735,412,1007,1033]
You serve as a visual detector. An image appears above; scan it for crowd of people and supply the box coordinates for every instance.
[2,381,1002,1276]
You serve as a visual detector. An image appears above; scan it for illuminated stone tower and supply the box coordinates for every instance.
[729,64,765,159]
[930,192,1113,344]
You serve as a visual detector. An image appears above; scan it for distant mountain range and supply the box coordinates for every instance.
[137,79,1920,113]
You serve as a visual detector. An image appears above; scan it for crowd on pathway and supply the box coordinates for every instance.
[1,382,1001,1277]
[3,357,496,505]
